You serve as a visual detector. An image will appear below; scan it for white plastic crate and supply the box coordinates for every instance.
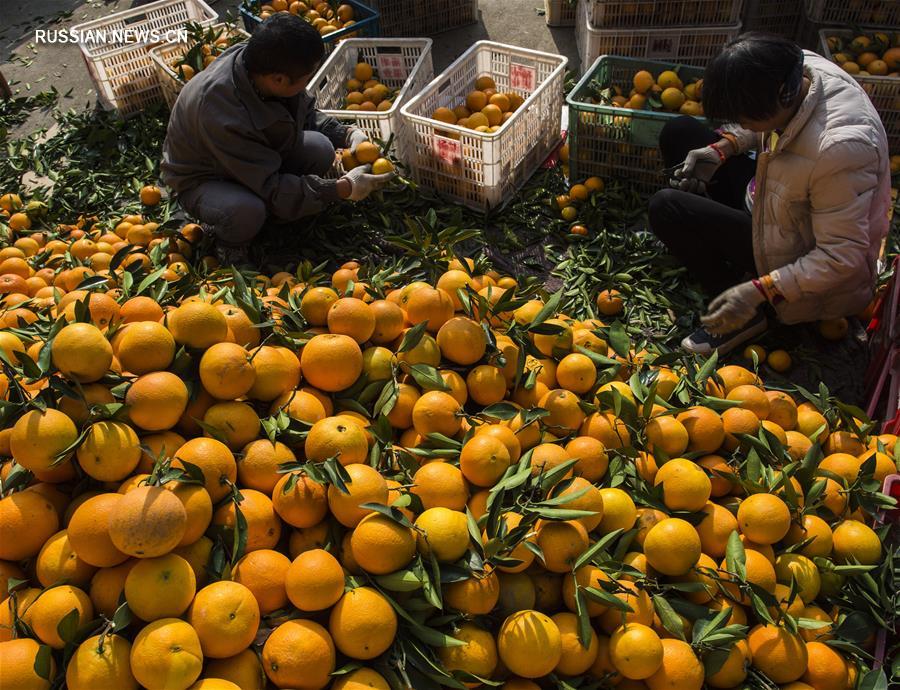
[805,0,900,25]
[400,41,568,212]
[818,29,900,153]
[149,24,250,108]
[576,0,741,70]
[73,0,218,116]
[586,0,743,27]
[308,38,434,161]
[545,0,577,26]
[366,0,479,36]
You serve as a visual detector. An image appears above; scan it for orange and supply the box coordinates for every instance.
[0,489,60,560]
[231,549,291,615]
[439,622,499,681]
[644,415,689,457]
[784,513,833,558]
[460,433,511,486]
[272,472,327,528]
[823,430,865,456]
[727,384,770,419]
[596,487,637,534]
[329,586,397,660]
[676,407,725,453]
[498,610,562,679]
[0,637,57,689]
[125,371,189,431]
[202,401,259,450]
[300,333,363,392]
[412,390,462,437]
[75,420,141,482]
[818,452,861,483]
[466,90,488,111]
[354,141,380,165]
[737,493,791,544]
[556,352,597,394]
[305,415,369,465]
[300,286,340,325]
[721,406,760,450]
[140,184,162,205]
[285,548,344,611]
[66,634,136,690]
[163,482,213,547]
[167,301,228,349]
[800,641,847,690]
[51,322,113,382]
[747,624,807,684]
[540,388,585,434]
[246,346,300,401]
[125,552,196,621]
[327,297,375,343]
[327,463,388,528]
[262,620,335,688]
[436,317,487,366]
[172,437,237,503]
[415,507,470,563]
[88,561,136,619]
[695,501,738,559]
[643,517,700,576]
[561,563,611,616]
[198,342,255,399]
[406,286,455,332]
[444,566,500,614]
[9,408,78,473]
[596,289,624,315]
[130,618,204,690]
[609,623,663,680]
[35,529,96,587]
[565,435,609,481]
[272,389,327,425]
[116,321,176,374]
[832,519,881,564]
[367,299,404,344]
[646,639,704,690]
[218,304,261,348]
[766,390,798,429]
[350,512,416,574]
[27,583,93,648]
[535,519,588,573]
[653,457,711,512]
[718,549,776,603]
[412,461,469,511]
[581,412,631,449]
[109,484,187,558]
[203,649,266,690]
[212,489,281,553]
[188,581,260,659]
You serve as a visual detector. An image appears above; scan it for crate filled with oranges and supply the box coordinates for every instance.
[240,0,380,52]
[308,38,433,161]
[818,29,900,151]
[149,23,250,108]
[365,0,479,37]
[401,41,568,211]
[567,55,707,199]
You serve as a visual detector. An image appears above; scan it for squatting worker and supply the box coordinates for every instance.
[649,33,891,355]
[161,13,393,265]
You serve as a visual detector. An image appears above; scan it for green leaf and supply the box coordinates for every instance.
[480,402,520,420]
[606,321,630,358]
[573,528,622,570]
[407,364,449,391]
[526,290,562,331]
[652,594,685,640]
[56,607,80,644]
[398,321,429,353]
[33,644,53,680]
[725,530,746,580]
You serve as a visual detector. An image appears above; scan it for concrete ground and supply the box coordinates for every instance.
[0,0,580,137]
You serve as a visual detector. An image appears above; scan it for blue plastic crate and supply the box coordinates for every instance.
[239,0,380,49]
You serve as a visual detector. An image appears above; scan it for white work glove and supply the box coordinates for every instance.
[701,281,766,334]
[671,146,723,194]
[342,164,396,202]
[347,128,369,155]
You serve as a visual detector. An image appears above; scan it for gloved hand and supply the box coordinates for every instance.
[342,164,396,202]
[671,145,723,194]
[346,128,369,155]
[701,281,765,334]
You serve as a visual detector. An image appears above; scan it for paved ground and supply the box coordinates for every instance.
[1,0,581,136]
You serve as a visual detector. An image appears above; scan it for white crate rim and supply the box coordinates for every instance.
[147,23,251,81]
[72,0,219,59]
[400,40,568,140]
[309,37,434,120]
[818,28,900,85]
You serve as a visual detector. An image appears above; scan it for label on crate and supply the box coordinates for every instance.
[376,52,407,81]
[509,63,536,92]
[433,134,462,166]
[647,35,681,60]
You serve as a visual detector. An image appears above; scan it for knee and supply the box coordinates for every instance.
[648,188,680,230]
[304,131,337,176]
[224,195,267,245]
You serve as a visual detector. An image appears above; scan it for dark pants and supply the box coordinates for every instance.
[648,116,758,295]
[179,130,336,247]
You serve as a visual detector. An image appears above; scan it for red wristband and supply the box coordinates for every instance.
[751,279,768,301]
[709,142,727,163]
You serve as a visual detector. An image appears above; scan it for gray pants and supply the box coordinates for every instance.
[179,130,335,246]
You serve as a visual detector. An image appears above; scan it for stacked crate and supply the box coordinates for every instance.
[742,0,800,39]
[796,0,900,49]
[364,0,479,36]
[575,0,743,70]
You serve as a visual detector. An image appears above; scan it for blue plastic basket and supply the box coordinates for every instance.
[239,0,380,49]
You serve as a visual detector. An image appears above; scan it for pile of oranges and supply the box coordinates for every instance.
[553,177,605,233]
[342,61,398,112]
[338,138,394,175]
[431,75,525,135]
[597,70,704,116]
[824,31,900,77]
[171,25,248,83]
[251,0,357,37]
[0,186,897,690]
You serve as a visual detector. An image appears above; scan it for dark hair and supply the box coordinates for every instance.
[243,13,324,80]
[702,33,804,122]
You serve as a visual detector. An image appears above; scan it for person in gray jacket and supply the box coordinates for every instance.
[161,13,392,264]
[649,33,891,355]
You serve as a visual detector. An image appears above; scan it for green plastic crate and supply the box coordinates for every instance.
[566,55,707,198]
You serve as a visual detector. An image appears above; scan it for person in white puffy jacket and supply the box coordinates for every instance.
[649,33,891,355]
